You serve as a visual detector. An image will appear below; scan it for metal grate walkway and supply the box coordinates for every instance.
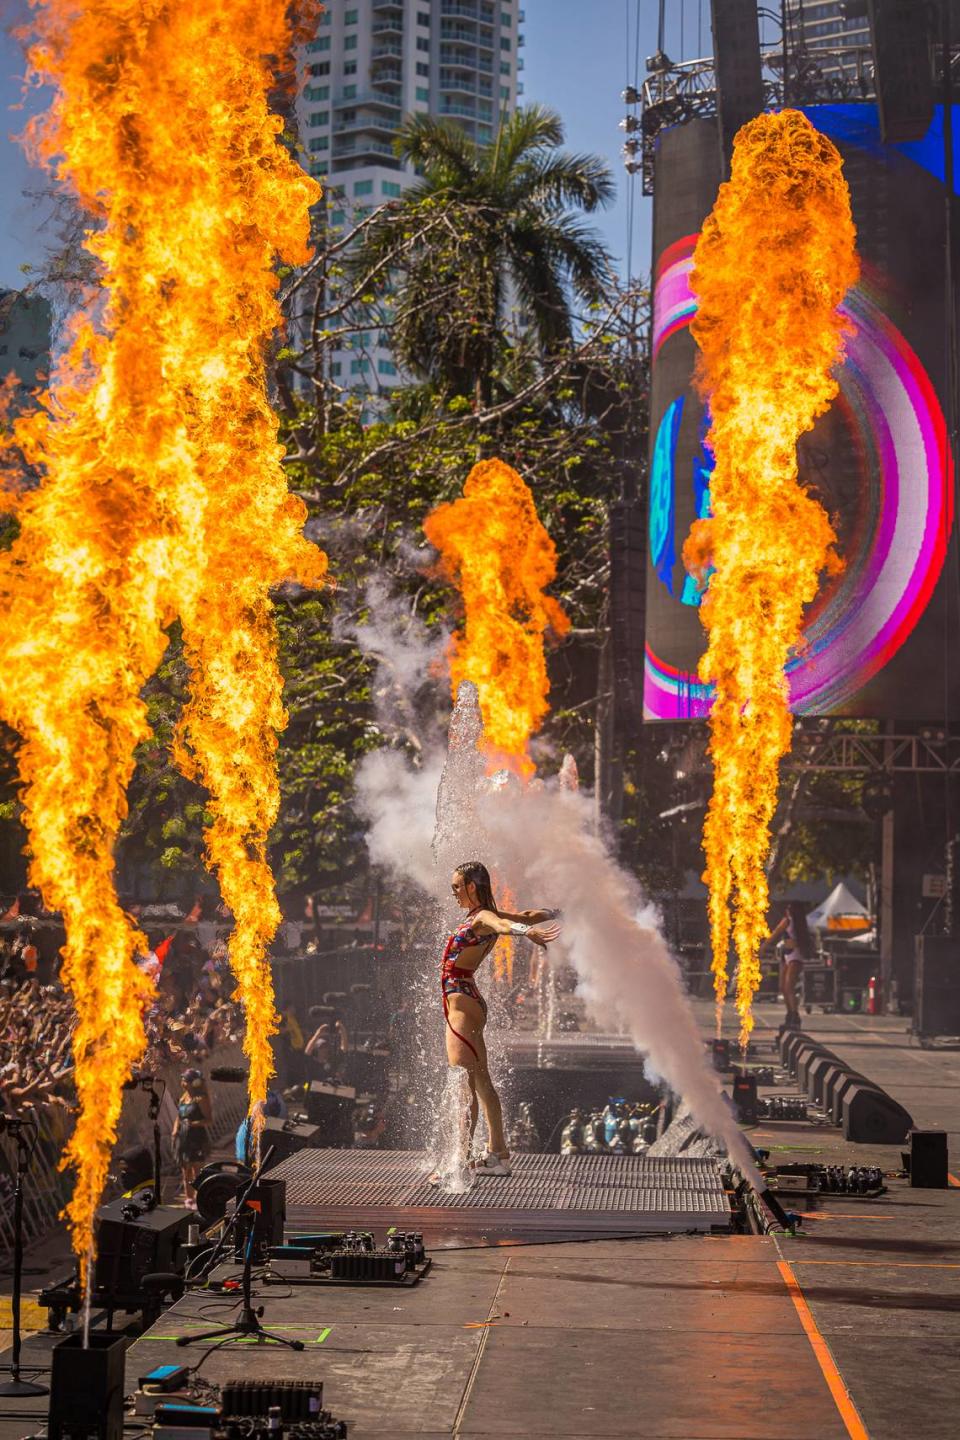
[267,1149,732,1238]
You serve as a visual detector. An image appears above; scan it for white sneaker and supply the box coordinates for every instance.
[471,1152,512,1176]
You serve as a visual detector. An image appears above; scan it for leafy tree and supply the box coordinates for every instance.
[349,105,615,404]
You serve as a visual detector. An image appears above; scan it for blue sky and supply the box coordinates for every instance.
[0,2,717,291]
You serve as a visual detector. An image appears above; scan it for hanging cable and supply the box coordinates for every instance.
[624,0,642,284]
[625,0,634,283]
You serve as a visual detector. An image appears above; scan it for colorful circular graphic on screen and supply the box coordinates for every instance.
[644,233,954,719]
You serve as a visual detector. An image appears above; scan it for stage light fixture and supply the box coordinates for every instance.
[621,85,641,104]
[619,115,641,133]
[645,49,673,73]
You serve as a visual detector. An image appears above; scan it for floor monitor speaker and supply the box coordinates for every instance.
[842,1083,913,1144]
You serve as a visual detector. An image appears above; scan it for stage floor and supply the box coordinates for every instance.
[269,1148,732,1243]
[2,1006,959,1437]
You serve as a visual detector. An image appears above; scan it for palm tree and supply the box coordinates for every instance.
[352,104,615,404]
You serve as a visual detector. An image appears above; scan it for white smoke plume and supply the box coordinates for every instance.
[349,586,761,1187]
[474,773,762,1185]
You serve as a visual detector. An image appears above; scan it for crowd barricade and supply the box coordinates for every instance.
[0,1043,251,1261]
[0,1101,74,1259]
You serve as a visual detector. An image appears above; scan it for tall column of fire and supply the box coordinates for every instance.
[683,110,858,1044]
[0,1,325,1269]
[424,458,569,976]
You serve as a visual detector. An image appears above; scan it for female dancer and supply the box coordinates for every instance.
[440,860,561,1176]
[764,901,813,1032]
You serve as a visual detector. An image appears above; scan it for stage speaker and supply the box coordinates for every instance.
[909,1129,948,1187]
[92,1199,194,1296]
[710,0,764,166]
[842,1082,913,1144]
[261,1117,323,1165]
[797,1043,836,1096]
[778,1029,807,1071]
[303,1079,357,1146]
[831,1071,870,1126]
[914,934,960,1038]
[867,0,936,143]
[780,1030,825,1073]
[609,498,646,738]
[49,1332,129,1440]
[806,1053,843,1106]
[823,1065,857,1117]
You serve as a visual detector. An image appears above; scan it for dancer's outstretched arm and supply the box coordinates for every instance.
[471,909,562,948]
[497,907,562,924]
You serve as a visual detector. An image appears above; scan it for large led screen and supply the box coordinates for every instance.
[644,105,960,720]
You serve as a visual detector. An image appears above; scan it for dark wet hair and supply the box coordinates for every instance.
[785,902,812,960]
[455,861,497,913]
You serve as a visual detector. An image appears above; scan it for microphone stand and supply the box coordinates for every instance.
[143,1079,165,1207]
[0,1117,49,1396]
[174,1142,303,1352]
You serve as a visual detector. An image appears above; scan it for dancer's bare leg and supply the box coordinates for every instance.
[781,959,802,1024]
[446,997,508,1158]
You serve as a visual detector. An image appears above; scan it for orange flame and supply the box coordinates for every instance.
[423,459,569,776]
[683,110,858,1045]
[0,1,325,1270]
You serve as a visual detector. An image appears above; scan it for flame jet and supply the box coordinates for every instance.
[423,459,570,777]
[425,458,569,981]
[0,1,325,1269]
[683,110,858,1045]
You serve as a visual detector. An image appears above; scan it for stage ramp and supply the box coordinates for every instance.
[268,1149,732,1244]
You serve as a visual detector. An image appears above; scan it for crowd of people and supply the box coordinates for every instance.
[0,903,247,1120]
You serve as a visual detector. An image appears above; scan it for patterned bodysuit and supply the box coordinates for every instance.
[440,909,495,1059]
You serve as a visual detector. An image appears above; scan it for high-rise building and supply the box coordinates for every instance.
[785,1,873,87]
[302,0,524,404]
[0,290,51,403]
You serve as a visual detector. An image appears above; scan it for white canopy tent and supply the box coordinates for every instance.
[806,882,871,932]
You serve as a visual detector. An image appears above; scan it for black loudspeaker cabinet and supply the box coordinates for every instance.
[842,1083,913,1145]
[806,1054,841,1106]
[914,935,960,1039]
[797,1044,837,1097]
[49,1331,129,1440]
[909,1129,948,1188]
[303,1080,356,1146]
[92,1200,194,1295]
[779,1030,811,1072]
[822,1063,857,1121]
[261,1116,323,1165]
[831,1071,871,1127]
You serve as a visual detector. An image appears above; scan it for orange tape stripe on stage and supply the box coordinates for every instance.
[777,1258,869,1440]
[948,1172,960,1187]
